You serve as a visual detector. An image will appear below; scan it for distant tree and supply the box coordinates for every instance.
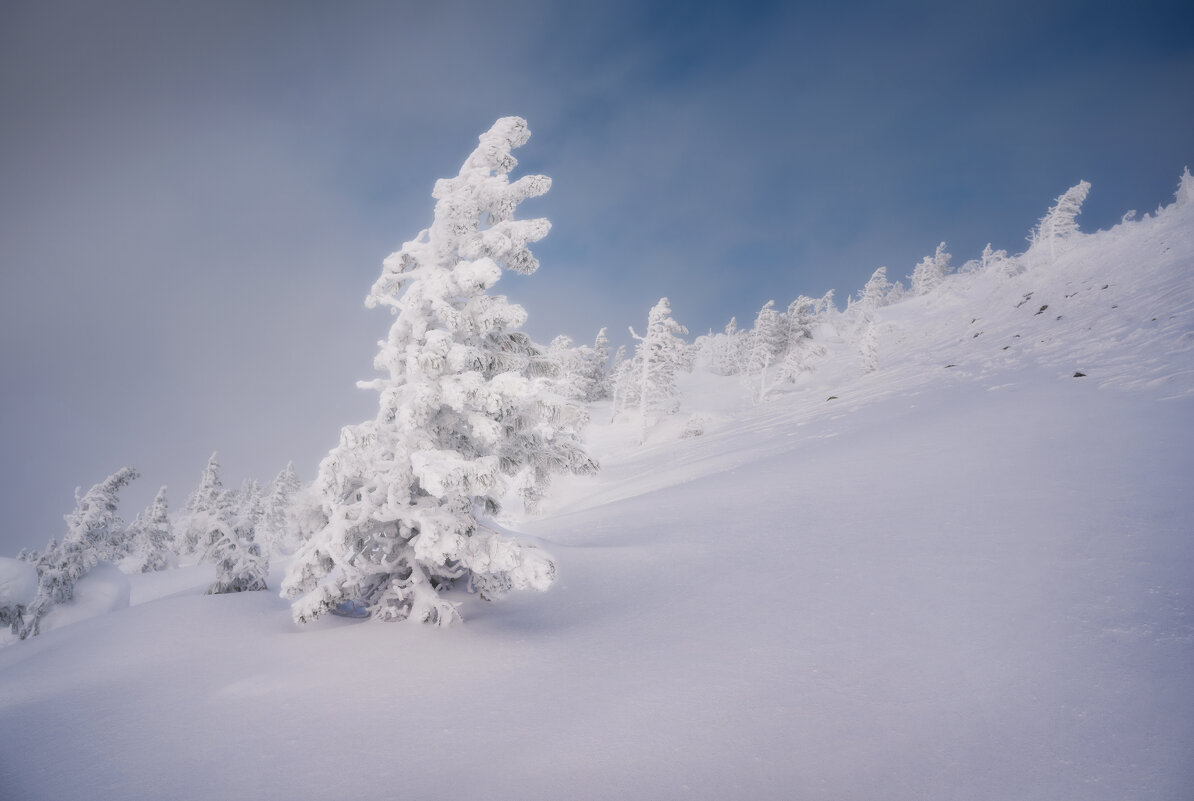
[1175,166,1194,207]
[21,467,139,638]
[178,453,226,558]
[909,242,952,295]
[0,557,38,635]
[705,316,747,376]
[1029,180,1090,266]
[282,117,594,627]
[979,243,1016,275]
[761,295,826,398]
[236,479,265,534]
[129,486,174,573]
[746,300,784,402]
[627,297,690,442]
[260,463,302,556]
[857,266,894,310]
[203,505,268,595]
[546,335,593,402]
[859,318,879,374]
[584,328,612,401]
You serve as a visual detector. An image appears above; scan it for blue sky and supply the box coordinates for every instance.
[1,0,1191,553]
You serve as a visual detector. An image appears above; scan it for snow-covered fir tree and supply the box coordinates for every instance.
[20,467,138,638]
[746,300,785,402]
[980,243,1015,275]
[1029,180,1090,266]
[281,117,595,627]
[546,335,590,402]
[203,507,268,595]
[857,266,894,311]
[624,297,690,443]
[178,452,226,558]
[260,462,302,556]
[236,479,265,535]
[584,328,612,401]
[1174,166,1194,208]
[909,242,952,296]
[859,318,879,374]
[703,317,747,376]
[128,486,173,573]
[763,295,827,398]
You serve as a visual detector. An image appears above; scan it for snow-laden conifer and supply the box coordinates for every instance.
[128,486,173,573]
[203,507,268,595]
[857,266,894,310]
[0,557,38,635]
[260,462,302,556]
[1172,166,1193,208]
[746,300,785,402]
[625,297,690,442]
[763,295,826,398]
[20,467,138,638]
[585,328,612,401]
[909,242,952,295]
[703,317,747,376]
[1029,180,1090,266]
[859,318,880,374]
[281,117,595,626]
[178,453,226,558]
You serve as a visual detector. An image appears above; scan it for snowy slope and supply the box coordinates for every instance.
[0,193,1191,800]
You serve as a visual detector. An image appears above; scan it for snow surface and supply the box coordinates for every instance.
[1,198,1192,799]
[35,562,130,635]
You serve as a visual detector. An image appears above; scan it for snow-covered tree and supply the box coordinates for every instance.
[281,117,595,627]
[128,486,174,573]
[704,317,748,376]
[546,335,591,402]
[979,243,1016,275]
[260,462,302,556]
[909,242,952,296]
[758,295,826,398]
[236,479,265,534]
[1174,166,1194,208]
[1029,180,1090,266]
[203,510,268,595]
[178,453,227,557]
[859,318,879,374]
[745,300,784,402]
[21,467,138,638]
[856,266,894,311]
[584,328,612,401]
[0,557,38,635]
[625,297,690,442]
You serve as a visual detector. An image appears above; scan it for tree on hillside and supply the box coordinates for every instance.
[703,317,747,377]
[128,486,174,573]
[585,328,612,401]
[21,467,139,638]
[859,318,879,374]
[857,266,894,310]
[203,504,268,595]
[909,242,952,296]
[746,300,785,402]
[178,453,227,558]
[260,462,302,556]
[763,295,826,398]
[623,297,690,443]
[281,117,595,627]
[1029,180,1090,266]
